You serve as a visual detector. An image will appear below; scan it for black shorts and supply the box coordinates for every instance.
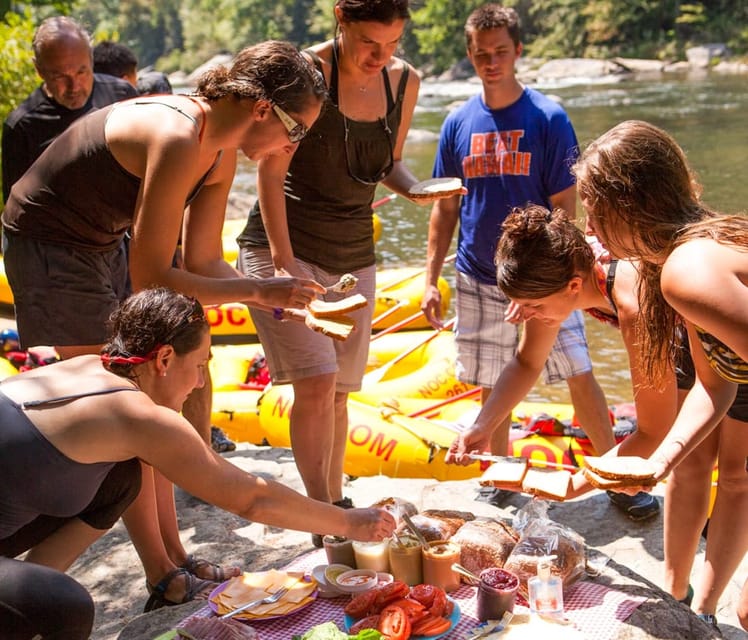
[0,458,141,559]
[3,233,129,349]
[0,557,94,639]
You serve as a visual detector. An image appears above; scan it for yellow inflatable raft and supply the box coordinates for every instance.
[221,214,383,265]
[206,267,450,340]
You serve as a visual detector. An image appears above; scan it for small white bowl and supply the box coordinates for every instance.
[324,563,353,586]
[334,568,378,593]
[311,564,343,598]
[376,572,394,586]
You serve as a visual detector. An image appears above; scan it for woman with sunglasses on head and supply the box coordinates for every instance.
[2,41,327,607]
[575,119,748,632]
[237,0,455,546]
[0,288,395,639]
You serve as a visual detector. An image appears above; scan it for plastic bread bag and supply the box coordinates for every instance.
[504,501,586,597]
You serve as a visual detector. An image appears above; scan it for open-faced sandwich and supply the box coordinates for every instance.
[307,294,368,319]
[408,177,464,200]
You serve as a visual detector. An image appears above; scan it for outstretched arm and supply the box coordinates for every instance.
[129,407,395,541]
[446,319,560,464]
[422,195,460,329]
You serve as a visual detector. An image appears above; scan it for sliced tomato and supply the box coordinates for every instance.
[344,589,379,619]
[378,604,412,640]
[373,580,411,611]
[386,597,428,623]
[410,613,452,637]
[349,614,381,635]
[409,584,437,607]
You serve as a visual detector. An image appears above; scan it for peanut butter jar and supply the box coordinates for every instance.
[422,540,461,592]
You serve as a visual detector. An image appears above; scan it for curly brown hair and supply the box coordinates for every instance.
[196,40,327,114]
[101,288,208,378]
[495,204,593,300]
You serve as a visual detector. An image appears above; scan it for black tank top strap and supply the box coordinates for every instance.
[605,259,619,316]
[17,386,140,410]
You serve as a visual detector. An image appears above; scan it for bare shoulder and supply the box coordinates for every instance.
[390,56,420,88]
[611,260,640,317]
[106,95,203,148]
[664,238,737,290]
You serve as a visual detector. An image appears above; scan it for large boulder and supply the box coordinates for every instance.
[686,44,729,68]
[535,58,630,82]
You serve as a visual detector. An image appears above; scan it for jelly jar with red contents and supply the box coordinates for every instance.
[476,567,520,621]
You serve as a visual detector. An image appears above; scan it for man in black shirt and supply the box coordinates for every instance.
[1,16,136,202]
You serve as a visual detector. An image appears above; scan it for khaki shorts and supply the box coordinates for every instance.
[454,271,592,388]
[238,247,375,392]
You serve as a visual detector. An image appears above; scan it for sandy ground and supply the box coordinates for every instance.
[62,441,748,640]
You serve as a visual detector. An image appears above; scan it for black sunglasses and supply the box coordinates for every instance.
[343,115,394,185]
[272,103,308,143]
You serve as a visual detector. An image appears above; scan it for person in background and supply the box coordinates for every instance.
[1,16,136,203]
[2,40,327,608]
[93,40,174,97]
[575,119,748,632]
[237,0,454,547]
[137,68,173,95]
[420,4,655,518]
[446,203,748,634]
[92,40,138,86]
[0,288,395,637]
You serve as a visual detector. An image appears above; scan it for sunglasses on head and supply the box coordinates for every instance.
[272,103,308,143]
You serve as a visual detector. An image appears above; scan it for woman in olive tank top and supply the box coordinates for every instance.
[237,0,456,547]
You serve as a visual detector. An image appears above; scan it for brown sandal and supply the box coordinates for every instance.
[180,554,240,582]
[144,567,216,612]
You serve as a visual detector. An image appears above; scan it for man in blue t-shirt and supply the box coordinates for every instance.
[421,3,658,520]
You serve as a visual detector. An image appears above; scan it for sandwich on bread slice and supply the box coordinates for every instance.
[479,456,529,490]
[521,468,572,501]
[408,177,464,200]
[304,314,355,341]
[582,455,657,490]
[307,293,368,319]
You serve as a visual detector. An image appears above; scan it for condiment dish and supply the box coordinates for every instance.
[334,568,378,593]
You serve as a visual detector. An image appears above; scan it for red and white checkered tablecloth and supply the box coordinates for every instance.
[182,548,647,639]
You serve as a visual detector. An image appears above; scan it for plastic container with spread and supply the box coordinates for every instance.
[476,567,520,621]
[422,540,461,592]
[388,534,423,585]
[352,540,390,573]
[323,535,357,568]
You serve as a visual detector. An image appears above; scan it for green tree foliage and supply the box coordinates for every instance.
[0,9,37,196]
[3,0,748,91]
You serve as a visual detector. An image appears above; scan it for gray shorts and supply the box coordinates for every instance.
[454,271,592,388]
[3,233,129,349]
[238,247,375,393]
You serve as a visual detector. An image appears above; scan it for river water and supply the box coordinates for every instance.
[234,71,748,405]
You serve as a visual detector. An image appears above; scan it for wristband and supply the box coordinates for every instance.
[273,307,284,320]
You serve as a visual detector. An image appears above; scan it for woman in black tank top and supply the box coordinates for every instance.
[0,288,395,636]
